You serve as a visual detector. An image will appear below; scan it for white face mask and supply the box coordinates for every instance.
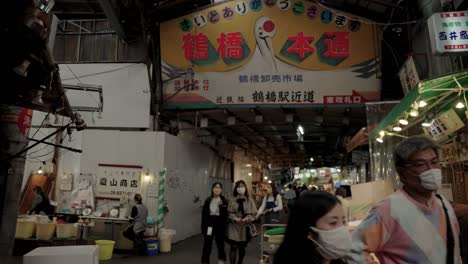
[310,226,352,260]
[237,187,246,195]
[418,168,442,191]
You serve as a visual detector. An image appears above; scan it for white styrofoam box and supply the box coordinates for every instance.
[24,246,98,264]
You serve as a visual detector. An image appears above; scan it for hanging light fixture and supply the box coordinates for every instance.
[409,109,419,117]
[456,101,465,109]
[376,137,384,143]
[418,100,427,108]
[421,120,431,127]
[399,118,409,125]
[37,167,44,174]
[379,131,385,137]
[392,125,402,132]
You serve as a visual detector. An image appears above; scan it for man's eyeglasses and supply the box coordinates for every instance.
[402,159,441,171]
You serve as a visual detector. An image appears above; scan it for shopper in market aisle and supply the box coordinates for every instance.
[201,182,229,264]
[29,186,53,215]
[347,136,463,264]
[256,183,283,224]
[227,180,257,264]
[123,193,148,255]
[274,191,351,264]
[284,184,296,213]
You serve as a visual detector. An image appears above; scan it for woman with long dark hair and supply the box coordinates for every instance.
[275,191,351,264]
[227,180,257,264]
[256,183,283,224]
[201,182,229,264]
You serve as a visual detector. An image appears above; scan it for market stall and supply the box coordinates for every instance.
[369,69,468,203]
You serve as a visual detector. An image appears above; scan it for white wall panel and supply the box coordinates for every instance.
[32,63,151,128]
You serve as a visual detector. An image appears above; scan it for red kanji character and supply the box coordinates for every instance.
[217,32,243,59]
[324,32,350,59]
[287,32,315,59]
[182,33,209,60]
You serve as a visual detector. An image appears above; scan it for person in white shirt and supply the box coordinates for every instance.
[256,183,283,224]
[284,184,296,213]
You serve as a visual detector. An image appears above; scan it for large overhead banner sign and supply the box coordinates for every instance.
[160,0,381,109]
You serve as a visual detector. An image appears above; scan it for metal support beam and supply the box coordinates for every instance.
[97,0,127,41]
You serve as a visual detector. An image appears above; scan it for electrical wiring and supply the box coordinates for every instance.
[61,63,139,81]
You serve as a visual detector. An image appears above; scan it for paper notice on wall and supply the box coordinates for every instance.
[147,183,159,198]
[96,164,142,199]
[60,173,74,191]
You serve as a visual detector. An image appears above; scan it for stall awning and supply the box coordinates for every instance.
[369,70,468,139]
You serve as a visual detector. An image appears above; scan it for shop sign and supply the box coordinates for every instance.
[398,56,420,95]
[428,11,468,55]
[160,0,380,109]
[423,108,464,141]
[96,164,142,199]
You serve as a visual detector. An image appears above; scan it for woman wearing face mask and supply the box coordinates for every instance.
[201,182,229,264]
[256,183,283,224]
[275,191,351,264]
[227,180,257,264]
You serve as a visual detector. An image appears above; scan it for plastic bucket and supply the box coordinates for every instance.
[145,239,159,256]
[15,221,36,238]
[95,240,115,260]
[159,239,171,253]
[36,223,56,240]
[56,224,77,238]
[158,228,176,253]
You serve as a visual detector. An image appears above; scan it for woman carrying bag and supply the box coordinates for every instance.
[256,183,283,224]
[201,182,229,264]
[227,180,257,264]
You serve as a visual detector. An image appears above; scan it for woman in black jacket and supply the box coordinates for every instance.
[29,186,53,215]
[201,182,229,264]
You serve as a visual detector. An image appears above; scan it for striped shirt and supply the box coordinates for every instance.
[347,189,462,264]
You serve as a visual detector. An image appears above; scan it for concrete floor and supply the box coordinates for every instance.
[108,235,261,264]
[5,235,262,264]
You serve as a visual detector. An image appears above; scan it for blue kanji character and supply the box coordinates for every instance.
[294,74,303,82]
[250,74,259,83]
[261,75,271,83]
[439,32,447,41]
[239,75,248,83]
[272,75,281,82]
[282,75,292,82]
[450,31,458,40]
[461,31,468,40]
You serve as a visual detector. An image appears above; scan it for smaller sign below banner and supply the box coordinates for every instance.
[428,11,468,55]
[399,56,420,95]
[423,108,464,141]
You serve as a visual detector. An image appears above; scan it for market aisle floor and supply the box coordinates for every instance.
[4,235,261,264]
[108,235,261,264]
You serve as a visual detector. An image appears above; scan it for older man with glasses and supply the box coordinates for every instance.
[347,136,462,264]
